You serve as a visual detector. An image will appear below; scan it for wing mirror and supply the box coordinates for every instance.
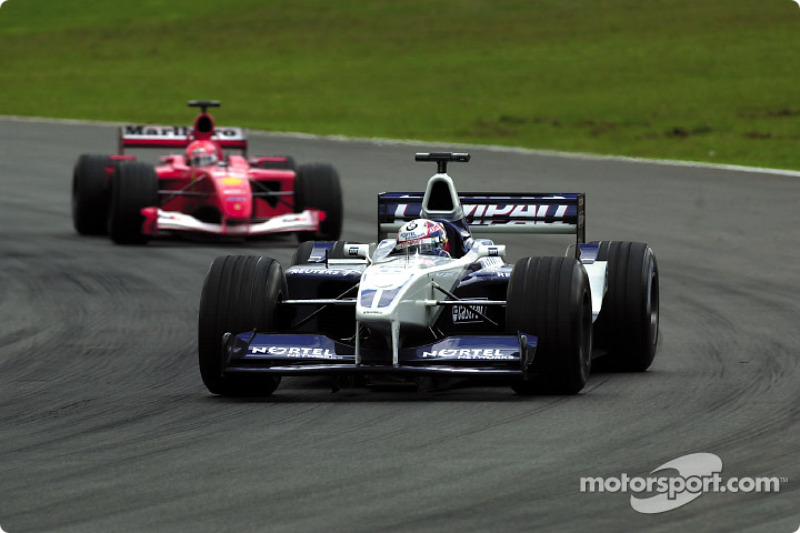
[344,243,372,262]
[474,243,506,260]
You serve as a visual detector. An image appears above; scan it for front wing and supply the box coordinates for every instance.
[141,208,321,236]
[223,332,537,378]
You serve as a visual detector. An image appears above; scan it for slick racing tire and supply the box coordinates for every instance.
[506,256,593,395]
[108,162,158,245]
[72,154,113,235]
[198,255,286,396]
[291,240,361,266]
[294,163,343,242]
[592,241,659,372]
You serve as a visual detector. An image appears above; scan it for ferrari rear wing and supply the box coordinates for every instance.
[118,124,248,154]
[377,191,586,242]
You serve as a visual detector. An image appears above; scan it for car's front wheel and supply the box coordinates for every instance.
[108,162,158,245]
[198,255,286,396]
[72,154,113,235]
[506,256,593,395]
[294,163,343,242]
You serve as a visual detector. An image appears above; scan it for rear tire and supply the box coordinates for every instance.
[592,241,659,371]
[294,163,343,242]
[108,162,158,245]
[72,154,113,235]
[198,256,286,396]
[506,257,592,395]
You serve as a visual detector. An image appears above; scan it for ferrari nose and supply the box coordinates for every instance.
[221,196,252,219]
[214,175,253,219]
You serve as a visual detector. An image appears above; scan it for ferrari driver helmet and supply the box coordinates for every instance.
[186,140,219,166]
[396,219,449,256]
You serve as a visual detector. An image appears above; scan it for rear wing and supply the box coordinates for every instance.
[118,125,248,154]
[377,191,585,243]
[119,100,248,155]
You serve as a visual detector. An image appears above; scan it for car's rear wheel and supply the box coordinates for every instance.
[506,256,592,395]
[592,241,659,371]
[72,154,113,235]
[108,162,158,245]
[294,163,343,242]
[198,255,286,396]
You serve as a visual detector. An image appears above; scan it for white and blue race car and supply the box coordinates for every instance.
[198,152,659,396]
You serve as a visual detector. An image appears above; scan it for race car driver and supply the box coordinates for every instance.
[394,219,450,257]
[185,140,220,167]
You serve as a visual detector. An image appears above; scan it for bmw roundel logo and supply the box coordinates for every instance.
[406,221,418,230]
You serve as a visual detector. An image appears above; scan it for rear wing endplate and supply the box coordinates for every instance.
[378,191,585,243]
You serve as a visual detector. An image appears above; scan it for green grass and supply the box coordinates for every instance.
[2,0,800,169]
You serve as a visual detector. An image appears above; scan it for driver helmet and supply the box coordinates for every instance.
[186,140,219,166]
[396,219,449,256]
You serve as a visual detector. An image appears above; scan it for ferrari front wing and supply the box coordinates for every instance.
[140,207,321,236]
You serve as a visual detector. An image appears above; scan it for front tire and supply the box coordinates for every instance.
[506,256,592,395]
[294,163,343,242]
[72,154,113,235]
[592,241,659,371]
[198,256,286,396]
[108,162,158,245]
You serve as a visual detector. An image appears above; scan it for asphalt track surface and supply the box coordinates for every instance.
[1,117,799,533]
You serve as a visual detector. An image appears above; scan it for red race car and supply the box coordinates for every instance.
[71,100,343,244]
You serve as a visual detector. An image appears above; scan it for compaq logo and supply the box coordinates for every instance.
[463,203,569,220]
[390,200,572,224]
[452,304,487,324]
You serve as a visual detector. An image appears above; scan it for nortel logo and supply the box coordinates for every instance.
[250,346,334,357]
[422,349,514,360]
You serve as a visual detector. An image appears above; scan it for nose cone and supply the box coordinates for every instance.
[215,175,252,219]
[221,196,252,219]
